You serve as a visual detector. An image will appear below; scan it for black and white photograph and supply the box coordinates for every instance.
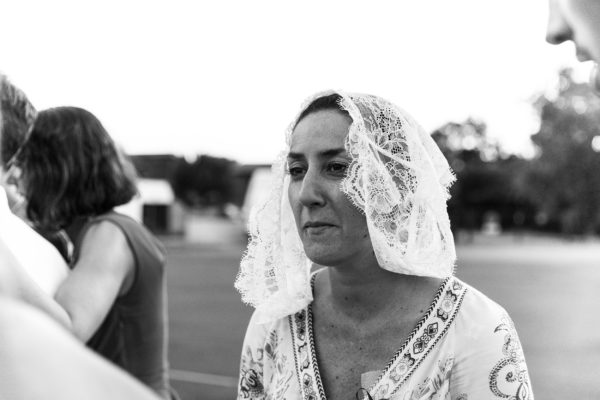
[1,1,599,399]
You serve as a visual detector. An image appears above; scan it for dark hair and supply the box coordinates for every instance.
[294,93,350,128]
[0,75,37,168]
[16,107,138,230]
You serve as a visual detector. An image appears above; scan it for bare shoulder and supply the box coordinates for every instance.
[79,220,131,256]
[77,220,134,276]
[82,219,126,243]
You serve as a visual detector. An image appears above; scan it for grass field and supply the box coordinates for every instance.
[165,233,600,400]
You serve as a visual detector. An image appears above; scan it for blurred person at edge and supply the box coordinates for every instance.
[0,74,68,295]
[1,106,177,400]
[0,290,161,400]
[0,76,160,400]
[546,0,600,91]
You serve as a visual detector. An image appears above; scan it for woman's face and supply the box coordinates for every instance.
[547,0,600,89]
[287,109,371,266]
[0,165,25,211]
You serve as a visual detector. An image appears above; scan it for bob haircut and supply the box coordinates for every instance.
[16,106,138,230]
[0,74,37,168]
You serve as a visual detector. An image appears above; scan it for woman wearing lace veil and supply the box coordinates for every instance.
[235,91,533,400]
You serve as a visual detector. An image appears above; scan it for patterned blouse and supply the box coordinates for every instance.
[237,276,533,400]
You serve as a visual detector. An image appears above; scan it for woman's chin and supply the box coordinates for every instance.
[304,252,334,267]
[302,245,340,267]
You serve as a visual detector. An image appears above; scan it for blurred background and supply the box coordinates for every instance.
[2,0,600,399]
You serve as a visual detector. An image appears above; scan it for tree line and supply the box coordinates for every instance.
[434,68,600,236]
[164,69,600,236]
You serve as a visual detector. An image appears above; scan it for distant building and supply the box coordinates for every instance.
[124,155,274,235]
[122,154,187,234]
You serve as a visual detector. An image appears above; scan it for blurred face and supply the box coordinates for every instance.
[547,0,600,90]
[0,165,25,211]
[287,109,371,267]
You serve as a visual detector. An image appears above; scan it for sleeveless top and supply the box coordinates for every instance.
[72,211,171,399]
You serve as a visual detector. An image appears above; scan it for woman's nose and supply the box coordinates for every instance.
[546,2,572,45]
[298,168,325,208]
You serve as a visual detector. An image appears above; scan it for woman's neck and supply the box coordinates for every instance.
[64,216,89,244]
[316,253,443,323]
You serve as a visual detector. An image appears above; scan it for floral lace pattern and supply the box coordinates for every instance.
[339,94,456,279]
[235,90,457,324]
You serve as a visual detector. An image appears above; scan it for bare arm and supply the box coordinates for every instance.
[0,220,135,342]
[55,220,135,341]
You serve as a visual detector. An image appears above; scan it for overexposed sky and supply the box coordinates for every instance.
[0,0,588,163]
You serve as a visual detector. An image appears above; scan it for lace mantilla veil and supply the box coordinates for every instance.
[235,90,456,324]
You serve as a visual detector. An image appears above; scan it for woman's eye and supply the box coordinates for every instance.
[287,165,306,179]
[327,162,348,176]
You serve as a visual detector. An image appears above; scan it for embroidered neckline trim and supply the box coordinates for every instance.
[371,278,467,398]
[289,273,467,400]
[289,272,326,400]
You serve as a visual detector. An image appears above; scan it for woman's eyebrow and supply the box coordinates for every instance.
[287,148,347,160]
[286,152,304,160]
[319,148,346,157]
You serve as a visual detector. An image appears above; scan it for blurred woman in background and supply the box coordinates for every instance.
[4,107,175,399]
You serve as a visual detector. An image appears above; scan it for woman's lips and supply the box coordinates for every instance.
[303,222,335,234]
[303,221,334,228]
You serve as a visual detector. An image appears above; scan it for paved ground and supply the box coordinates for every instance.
[165,233,600,400]
[165,237,251,400]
